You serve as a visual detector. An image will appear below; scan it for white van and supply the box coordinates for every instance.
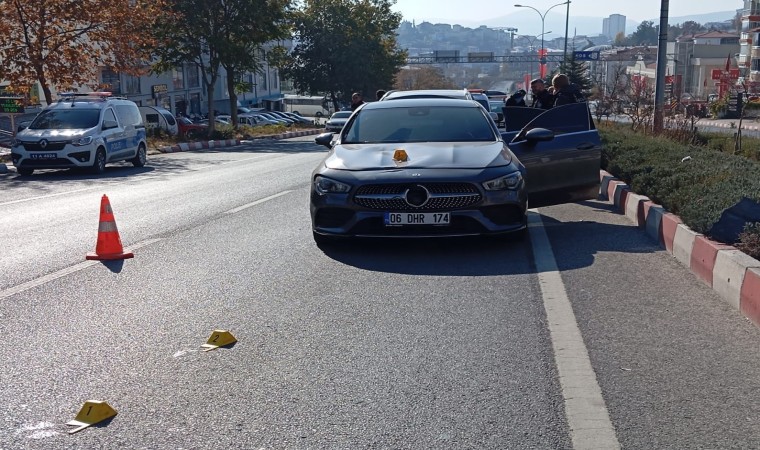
[10,93,148,175]
[138,106,179,135]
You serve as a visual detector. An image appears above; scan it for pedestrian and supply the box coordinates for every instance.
[350,92,365,111]
[505,89,527,106]
[376,89,387,101]
[551,73,585,106]
[529,78,554,109]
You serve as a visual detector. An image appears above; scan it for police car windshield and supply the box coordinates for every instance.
[30,109,101,130]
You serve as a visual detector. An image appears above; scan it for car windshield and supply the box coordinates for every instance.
[331,112,352,119]
[30,109,100,130]
[342,106,497,144]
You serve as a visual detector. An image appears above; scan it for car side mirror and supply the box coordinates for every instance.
[525,127,554,143]
[315,132,334,148]
[103,119,118,130]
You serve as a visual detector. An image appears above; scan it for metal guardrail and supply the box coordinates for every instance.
[406,54,566,64]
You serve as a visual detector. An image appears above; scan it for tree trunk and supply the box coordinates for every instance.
[206,82,217,136]
[226,70,238,128]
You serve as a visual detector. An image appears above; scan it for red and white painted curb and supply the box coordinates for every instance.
[158,129,323,153]
[600,170,760,326]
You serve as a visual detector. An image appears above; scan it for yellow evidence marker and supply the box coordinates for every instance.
[66,400,117,434]
[201,329,237,351]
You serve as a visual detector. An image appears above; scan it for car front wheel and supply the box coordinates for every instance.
[91,148,106,174]
[17,167,34,176]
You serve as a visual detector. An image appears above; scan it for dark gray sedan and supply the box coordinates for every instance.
[310,98,600,244]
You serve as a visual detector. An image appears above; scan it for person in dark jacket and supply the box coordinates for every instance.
[350,92,364,111]
[551,73,585,106]
[505,89,527,106]
[529,78,554,109]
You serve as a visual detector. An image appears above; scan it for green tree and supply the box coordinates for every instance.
[556,52,592,92]
[218,0,291,126]
[628,21,658,46]
[613,31,628,46]
[152,0,226,134]
[283,0,407,111]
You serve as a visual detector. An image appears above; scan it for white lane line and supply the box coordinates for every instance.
[528,211,620,450]
[224,190,294,214]
[0,186,104,207]
[0,238,162,300]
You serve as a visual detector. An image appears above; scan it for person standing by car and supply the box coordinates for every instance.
[376,89,386,101]
[505,90,527,106]
[551,73,585,106]
[350,92,365,111]
[529,78,554,110]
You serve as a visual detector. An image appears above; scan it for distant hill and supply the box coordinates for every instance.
[407,9,738,38]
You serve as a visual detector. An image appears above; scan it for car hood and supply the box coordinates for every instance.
[324,141,511,170]
[19,128,91,140]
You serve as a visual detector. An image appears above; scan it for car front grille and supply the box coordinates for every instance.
[22,141,68,151]
[354,183,481,211]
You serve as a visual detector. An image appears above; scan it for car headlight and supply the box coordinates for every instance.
[314,175,351,194]
[482,172,523,191]
[72,136,93,146]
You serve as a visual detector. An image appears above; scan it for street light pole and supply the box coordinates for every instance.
[515,1,571,79]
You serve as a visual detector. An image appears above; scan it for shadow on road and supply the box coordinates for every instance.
[316,209,659,276]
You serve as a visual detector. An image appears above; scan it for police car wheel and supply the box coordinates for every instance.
[91,148,106,174]
[132,144,147,167]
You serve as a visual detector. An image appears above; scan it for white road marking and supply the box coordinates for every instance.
[0,238,162,300]
[528,210,621,450]
[224,190,294,214]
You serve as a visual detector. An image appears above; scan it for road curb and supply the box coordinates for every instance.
[158,129,323,153]
[599,170,760,324]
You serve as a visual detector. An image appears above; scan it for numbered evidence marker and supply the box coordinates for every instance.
[66,400,117,434]
[201,329,237,352]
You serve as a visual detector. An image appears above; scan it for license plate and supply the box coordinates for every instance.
[384,212,450,225]
[30,153,56,159]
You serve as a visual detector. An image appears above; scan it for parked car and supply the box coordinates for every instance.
[281,112,314,124]
[266,111,298,124]
[177,116,208,139]
[11,93,147,175]
[310,99,601,244]
[239,114,280,127]
[256,112,292,126]
[324,111,352,132]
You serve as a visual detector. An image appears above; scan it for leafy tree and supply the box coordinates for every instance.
[283,0,407,111]
[217,0,292,126]
[613,32,628,47]
[153,0,268,133]
[555,52,592,92]
[0,0,164,105]
[393,66,455,90]
[628,21,658,46]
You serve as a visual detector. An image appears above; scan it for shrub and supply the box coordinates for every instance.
[736,223,760,260]
[600,124,760,236]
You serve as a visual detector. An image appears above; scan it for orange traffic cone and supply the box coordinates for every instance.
[85,195,134,260]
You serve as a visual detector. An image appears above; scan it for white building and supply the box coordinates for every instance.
[602,14,626,40]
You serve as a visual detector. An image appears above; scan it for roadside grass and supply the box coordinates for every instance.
[599,121,760,259]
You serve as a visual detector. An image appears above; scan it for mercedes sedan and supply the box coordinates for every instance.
[310,98,600,244]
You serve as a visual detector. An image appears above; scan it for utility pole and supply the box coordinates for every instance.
[653,0,669,133]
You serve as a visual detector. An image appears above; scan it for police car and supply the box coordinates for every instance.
[11,93,148,176]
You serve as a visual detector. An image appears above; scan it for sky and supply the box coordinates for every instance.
[391,0,743,24]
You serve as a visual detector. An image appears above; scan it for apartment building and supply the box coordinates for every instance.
[739,0,760,91]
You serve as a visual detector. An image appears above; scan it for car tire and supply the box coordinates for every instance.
[131,143,147,167]
[315,112,323,118]
[91,148,106,174]
[186,129,198,140]
[17,167,34,176]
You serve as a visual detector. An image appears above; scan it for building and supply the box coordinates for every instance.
[739,0,760,92]
[602,14,626,40]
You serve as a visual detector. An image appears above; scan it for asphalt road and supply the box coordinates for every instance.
[1,137,760,448]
